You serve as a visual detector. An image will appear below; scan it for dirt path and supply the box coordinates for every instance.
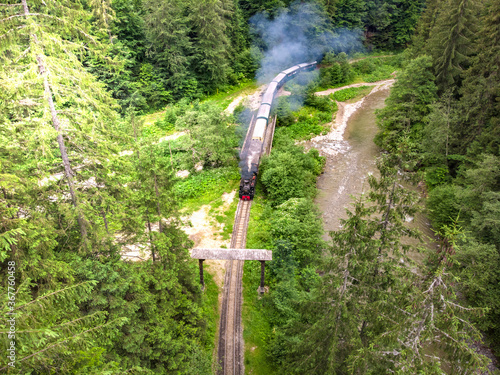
[315,77,395,97]
[225,85,267,114]
[348,54,393,64]
[181,190,236,288]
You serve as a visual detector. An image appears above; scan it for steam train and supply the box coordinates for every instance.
[239,61,317,200]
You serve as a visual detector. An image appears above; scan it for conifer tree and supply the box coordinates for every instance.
[321,0,367,29]
[426,0,479,93]
[458,0,500,142]
[189,0,232,91]
[0,0,122,250]
[375,56,438,156]
[409,0,442,57]
[143,0,193,98]
[89,0,116,41]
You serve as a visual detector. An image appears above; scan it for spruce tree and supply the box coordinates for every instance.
[0,0,122,250]
[375,55,438,156]
[189,0,232,91]
[143,0,193,98]
[458,0,500,144]
[409,0,442,57]
[426,0,479,93]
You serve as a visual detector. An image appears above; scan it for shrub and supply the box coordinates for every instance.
[426,184,463,230]
[270,198,324,266]
[173,167,240,200]
[331,86,370,102]
[260,145,324,206]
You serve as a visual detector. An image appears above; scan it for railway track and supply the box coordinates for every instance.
[217,199,252,375]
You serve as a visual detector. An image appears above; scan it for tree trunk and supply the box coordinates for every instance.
[37,55,88,247]
[24,0,89,247]
[153,172,162,233]
[101,208,110,235]
[374,180,396,276]
[146,209,156,262]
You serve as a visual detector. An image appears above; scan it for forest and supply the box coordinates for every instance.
[0,0,498,374]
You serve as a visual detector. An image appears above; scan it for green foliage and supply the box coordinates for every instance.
[425,165,451,188]
[270,199,324,267]
[426,0,478,93]
[175,102,240,169]
[330,86,371,101]
[326,0,367,28]
[260,144,324,206]
[189,0,232,92]
[364,0,426,49]
[318,61,353,89]
[275,96,295,127]
[376,0,500,352]
[455,239,500,338]
[375,55,438,154]
[173,168,240,200]
[276,93,336,140]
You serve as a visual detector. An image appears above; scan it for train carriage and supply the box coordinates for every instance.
[252,118,267,142]
[256,104,271,121]
[272,72,287,88]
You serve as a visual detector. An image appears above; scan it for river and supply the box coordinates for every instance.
[309,85,437,259]
[308,86,389,233]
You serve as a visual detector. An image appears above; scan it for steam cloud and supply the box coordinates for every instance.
[251,1,364,83]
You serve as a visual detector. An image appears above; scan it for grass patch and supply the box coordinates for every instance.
[330,86,373,102]
[203,79,258,109]
[242,195,275,374]
[142,110,167,128]
[289,108,329,139]
[246,194,272,250]
[350,51,398,60]
[242,261,277,375]
[200,268,221,373]
[241,195,277,375]
[282,103,337,141]
[140,80,258,141]
[174,167,240,213]
[351,55,402,82]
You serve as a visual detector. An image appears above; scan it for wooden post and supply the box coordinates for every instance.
[199,259,205,290]
[258,261,266,294]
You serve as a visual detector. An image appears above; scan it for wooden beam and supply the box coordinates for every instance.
[191,248,272,261]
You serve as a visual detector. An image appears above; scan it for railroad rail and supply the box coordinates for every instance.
[216,64,316,372]
[217,199,252,375]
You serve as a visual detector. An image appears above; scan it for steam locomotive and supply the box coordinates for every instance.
[239,61,317,200]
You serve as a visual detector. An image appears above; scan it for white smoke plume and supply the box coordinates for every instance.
[251,1,364,83]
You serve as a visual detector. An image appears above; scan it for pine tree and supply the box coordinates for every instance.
[189,0,232,91]
[409,0,442,57]
[375,56,438,156]
[426,0,479,93]
[143,0,193,98]
[0,0,122,250]
[458,0,500,144]
[89,0,116,41]
[320,0,367,29]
